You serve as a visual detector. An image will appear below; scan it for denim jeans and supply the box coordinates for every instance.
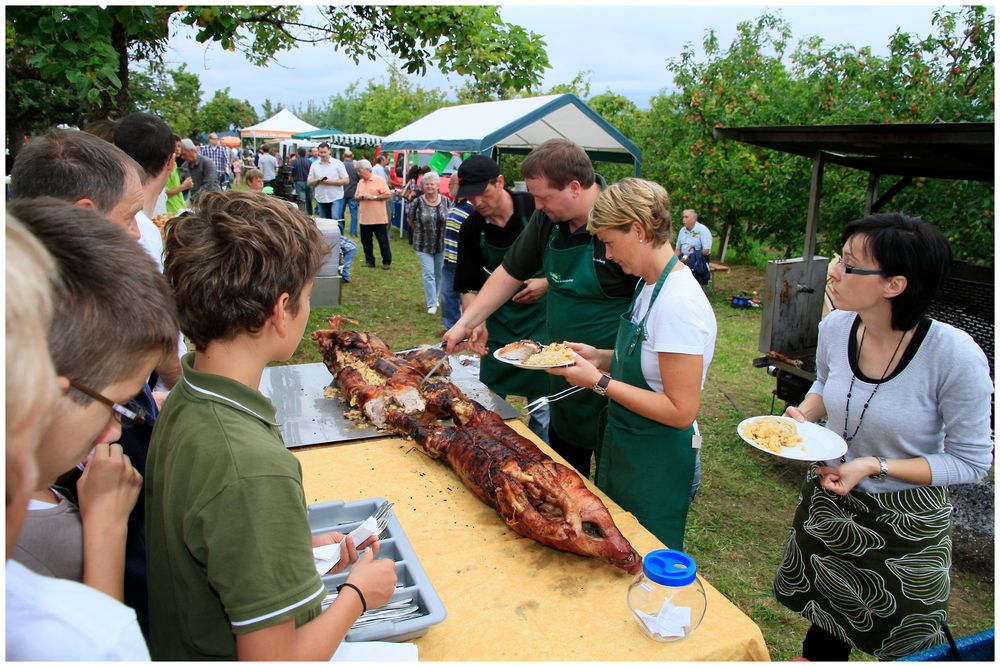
[330,198,346,232]
[316,199,345,232]
[346,198,359,236]
[440,262,462,329]
[360,224,392,267]
[339,237,358,282]
[415,251,444,309]
[690,449,702,501]
[294,180,312,215]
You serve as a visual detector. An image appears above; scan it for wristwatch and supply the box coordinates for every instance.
[593,373,612,396]
[870,456,889,480]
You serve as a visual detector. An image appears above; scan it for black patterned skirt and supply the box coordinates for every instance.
[773,467,952,660]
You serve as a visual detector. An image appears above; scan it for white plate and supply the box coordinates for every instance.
[737,416,847,461]
[492,348,574,370]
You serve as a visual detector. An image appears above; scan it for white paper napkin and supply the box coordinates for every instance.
[312,517,380,575]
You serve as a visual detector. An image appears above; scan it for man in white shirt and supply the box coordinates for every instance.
[307,142,349,229]
[677,209,713,285]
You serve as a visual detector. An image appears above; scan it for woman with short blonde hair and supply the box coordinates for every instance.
[548,177,716,551]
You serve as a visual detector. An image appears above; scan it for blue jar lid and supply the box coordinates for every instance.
[642,549,697,586]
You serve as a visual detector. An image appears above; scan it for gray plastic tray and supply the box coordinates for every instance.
[307,497,447,643]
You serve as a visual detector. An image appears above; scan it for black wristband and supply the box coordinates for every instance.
[336,582,367,614]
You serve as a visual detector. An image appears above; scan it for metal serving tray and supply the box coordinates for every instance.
[308,497,446,643]
[260,360,518,449]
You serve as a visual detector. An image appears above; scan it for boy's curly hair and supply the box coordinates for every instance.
[164,191,329,351]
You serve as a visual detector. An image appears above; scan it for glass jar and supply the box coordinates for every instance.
[627,549,707,642]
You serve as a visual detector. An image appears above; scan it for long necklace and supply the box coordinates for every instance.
[841,325,908,453]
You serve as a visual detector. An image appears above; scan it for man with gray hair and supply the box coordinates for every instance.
[677,209,712,285]
[178,138,220,203]
[10,129,145,238]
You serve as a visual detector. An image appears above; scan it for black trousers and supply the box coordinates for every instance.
[549,426,593,477]
[802,623,852,661]
[360,223,392,267]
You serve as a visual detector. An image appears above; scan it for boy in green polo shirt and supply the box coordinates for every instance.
[146,191,396,660]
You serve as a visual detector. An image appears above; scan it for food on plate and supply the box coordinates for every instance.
[311,316,641,574]
[523,342,574,367]
[497,339,543,362]
[742,417,803,453]
[152,213,175,229]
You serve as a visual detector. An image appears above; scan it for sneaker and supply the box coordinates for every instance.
[365,263,376,269]
[427,305,438,315]
[382,264,391,270]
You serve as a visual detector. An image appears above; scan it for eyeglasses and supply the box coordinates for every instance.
[68,379,146,428]
[836,256,884,276]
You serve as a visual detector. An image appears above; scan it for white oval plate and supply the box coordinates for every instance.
[492,348,574,370]
[737,416,847,461]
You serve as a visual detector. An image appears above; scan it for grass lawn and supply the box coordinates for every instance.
[281,232,994,660]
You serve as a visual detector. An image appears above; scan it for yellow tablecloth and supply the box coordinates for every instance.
[295,420,770,661]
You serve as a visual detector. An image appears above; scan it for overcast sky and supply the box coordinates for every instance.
[161,4,970,116]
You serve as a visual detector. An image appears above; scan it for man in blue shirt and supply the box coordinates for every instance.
[290,147,313,215]
[677,209,713,285]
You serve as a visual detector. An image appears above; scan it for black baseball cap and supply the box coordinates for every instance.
[456,155,501,198]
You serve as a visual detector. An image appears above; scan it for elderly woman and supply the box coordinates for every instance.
[548,178,717,551]
[776,213,993,660]
[406,171,449,314]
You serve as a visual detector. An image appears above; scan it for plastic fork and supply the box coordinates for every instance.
[524,385,587,415]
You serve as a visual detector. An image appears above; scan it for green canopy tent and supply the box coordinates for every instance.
[380,94,641,175]
[291,129,384,149]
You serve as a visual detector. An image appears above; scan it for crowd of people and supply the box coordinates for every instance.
[4,114,992,662]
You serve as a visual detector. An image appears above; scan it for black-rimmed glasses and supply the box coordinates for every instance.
[68,380,146,428]
[836,256,884,276]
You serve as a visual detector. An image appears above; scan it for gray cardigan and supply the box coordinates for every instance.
[809,309,993,493]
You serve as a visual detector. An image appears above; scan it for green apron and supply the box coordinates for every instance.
[543,227,630,450]
[478,228,549,397]
[595,255,696,550]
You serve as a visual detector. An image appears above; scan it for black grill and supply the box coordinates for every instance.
[927,261,994,380]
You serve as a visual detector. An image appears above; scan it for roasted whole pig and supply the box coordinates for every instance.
[311,317,641,574]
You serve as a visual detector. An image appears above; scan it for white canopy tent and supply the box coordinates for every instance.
[380,94,641,174]
[240,109,320,150]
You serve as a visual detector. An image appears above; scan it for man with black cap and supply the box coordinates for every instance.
[452,155,551,442]
[444,139,636,476]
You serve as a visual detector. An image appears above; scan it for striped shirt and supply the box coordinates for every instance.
[444,199,474,266]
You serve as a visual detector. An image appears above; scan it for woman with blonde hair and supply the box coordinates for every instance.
[548,177,716,550]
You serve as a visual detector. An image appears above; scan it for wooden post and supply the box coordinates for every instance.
[865,172,879,215]
[803,152,825,266]
[720,211,734,263]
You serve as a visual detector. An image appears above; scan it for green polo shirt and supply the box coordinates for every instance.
[145,353,324,660]
[500,174,635,299]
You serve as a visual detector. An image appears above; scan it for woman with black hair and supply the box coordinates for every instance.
[775,213,993,660]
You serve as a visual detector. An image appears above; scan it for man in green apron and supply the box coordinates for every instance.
[444,140,636,475]
[452,156,551,441]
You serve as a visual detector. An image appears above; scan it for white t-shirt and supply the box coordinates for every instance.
[308,159,349,203]
[136,211,165,272]
[5,559,150,660]
[628,266,717,393]
[136,212,187,388]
